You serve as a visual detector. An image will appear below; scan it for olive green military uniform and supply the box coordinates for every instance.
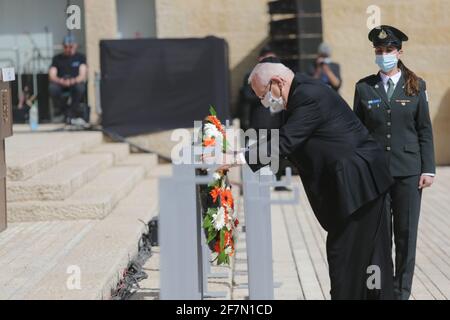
[353,72,435,300]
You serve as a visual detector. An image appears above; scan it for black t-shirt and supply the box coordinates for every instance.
[51,53,86,78]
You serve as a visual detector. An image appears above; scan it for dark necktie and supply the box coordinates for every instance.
[387,78,395,101]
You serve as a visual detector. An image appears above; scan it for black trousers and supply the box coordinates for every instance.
[49,82,86,120]
[389,175,422,300]
[326,193,394,300]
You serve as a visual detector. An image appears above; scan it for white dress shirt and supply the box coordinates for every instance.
[380,69,402,92]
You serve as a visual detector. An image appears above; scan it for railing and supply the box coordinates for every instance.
[159,154,220,300]
[159,144,299,300]
[242,165,299,299]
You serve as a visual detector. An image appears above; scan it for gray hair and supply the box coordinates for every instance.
[248,62,294,85]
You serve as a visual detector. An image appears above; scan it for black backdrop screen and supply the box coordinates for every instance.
[100,37,230,137]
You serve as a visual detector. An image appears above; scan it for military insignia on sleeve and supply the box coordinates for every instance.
[378,29,388,39]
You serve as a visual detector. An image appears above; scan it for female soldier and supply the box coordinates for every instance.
[353,25,436,300]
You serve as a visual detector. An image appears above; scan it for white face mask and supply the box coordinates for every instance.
[261,82,285,114]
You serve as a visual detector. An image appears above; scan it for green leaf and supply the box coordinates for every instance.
[202,215,212,229]
[220,229,225,251]
[207,231,217,243]
[217,251,227,265]
[207,179,221,188]
[209,105,217,116]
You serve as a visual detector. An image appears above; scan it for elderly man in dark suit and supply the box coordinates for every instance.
[220,59,395,299]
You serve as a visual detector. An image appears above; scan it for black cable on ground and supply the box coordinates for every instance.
[111,220,155,300]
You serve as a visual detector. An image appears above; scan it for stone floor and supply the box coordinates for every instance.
[232,167,450,300]
[0,125,161,299]
[134,167,450,300]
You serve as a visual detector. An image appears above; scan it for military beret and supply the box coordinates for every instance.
[368,25,408,48]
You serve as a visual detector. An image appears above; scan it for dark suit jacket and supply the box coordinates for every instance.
[245,74,393,232]
[353,73,435,177]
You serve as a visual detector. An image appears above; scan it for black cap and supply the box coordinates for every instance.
[259,56,281,64]
[259,45,275,58]
[63,34,76,45]
[368,25,408,48]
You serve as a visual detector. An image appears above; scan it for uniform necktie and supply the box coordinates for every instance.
[387,78,395,101]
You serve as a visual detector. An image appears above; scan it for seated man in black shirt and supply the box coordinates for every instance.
[49,35,88,123]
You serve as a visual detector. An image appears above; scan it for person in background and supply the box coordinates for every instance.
[353,25,435,300]
[49,34,88,124]
[308,42,342,92]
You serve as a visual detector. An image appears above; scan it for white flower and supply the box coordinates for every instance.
[224,246,232,255]
[212,172,222,181]
[204,123,222,139]
[212,207,226,230]
[222,206,235,231]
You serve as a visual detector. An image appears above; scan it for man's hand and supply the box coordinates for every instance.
[201,152,245,171]
[59,78,71,87]
[316,57,325,67]
[419,175,434,189]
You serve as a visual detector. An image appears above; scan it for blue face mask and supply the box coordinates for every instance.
[375,53,398,73]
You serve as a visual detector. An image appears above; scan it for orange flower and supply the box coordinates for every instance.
[224,231,235,256]
[214,240,221,253]
[210,187,221,203]
[224,231,232,246]
[221,189,234,208]
[203,137,216,147]
[207,115,225,135]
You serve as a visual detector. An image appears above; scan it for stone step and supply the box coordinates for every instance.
[6,132,103,181]
[117,153,158,177]
[147,163,173,179]
[17,178,159,300]
[7,166,146,222]
[86,143,130,163]
[7,154,114,202]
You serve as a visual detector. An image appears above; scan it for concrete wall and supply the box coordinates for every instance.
[81,0,450,164]
[84,0,118,124]
[155,0,270,116]
[321,0,450,164]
